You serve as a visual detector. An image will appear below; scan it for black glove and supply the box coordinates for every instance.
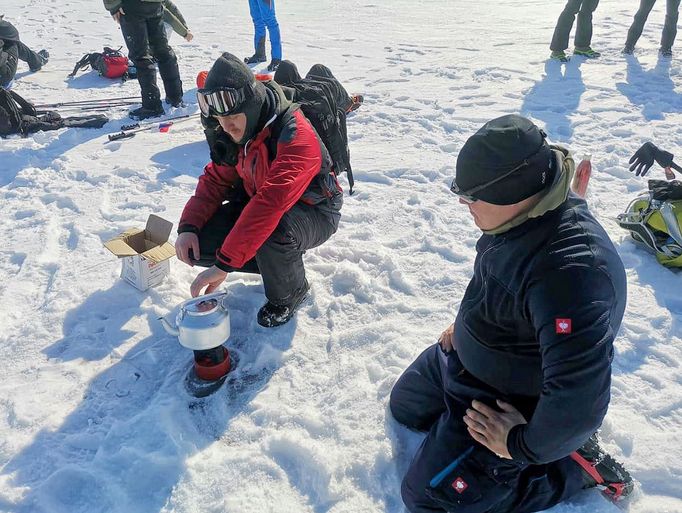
[629,142,674,176]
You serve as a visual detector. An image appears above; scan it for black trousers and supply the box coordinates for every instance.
[625,0,681,50]
[119,0,182,108]
[550,0,601,51]
[194,197,338,306]
[390,345,585,513]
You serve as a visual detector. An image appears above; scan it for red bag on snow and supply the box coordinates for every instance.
[68,47,130,79]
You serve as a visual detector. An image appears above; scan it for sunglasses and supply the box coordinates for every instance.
[451,143,550,203]
[196,83,253,117]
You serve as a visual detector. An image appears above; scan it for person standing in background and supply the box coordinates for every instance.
[623,0,681,57]
[104,0,184,120]
[549,0,601,62]
[244,0,282,72]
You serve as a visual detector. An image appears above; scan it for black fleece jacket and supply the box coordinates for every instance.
[453,193,626,464]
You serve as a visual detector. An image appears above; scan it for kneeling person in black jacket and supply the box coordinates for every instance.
[390,115,633,513]
[0,16,48,89]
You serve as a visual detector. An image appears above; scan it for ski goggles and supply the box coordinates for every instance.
[196,83,253,117]
[451,142,551,204]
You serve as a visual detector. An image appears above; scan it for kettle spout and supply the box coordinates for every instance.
[159,316,180,336]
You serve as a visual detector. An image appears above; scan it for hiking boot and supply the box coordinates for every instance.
[660,47,673,58]
[257,280,310,328]
[129,104,164,120]
[29,49,49,71]
[622,45,635,55]
[38,49,49,65]
[347,94,364,113]
[165,97,185,108]
[245,37,267,65]
[570,433,634,504]
[574,47,601,58]
[267,58,282,72]
[550,50,570,62]
[244,53,267,65]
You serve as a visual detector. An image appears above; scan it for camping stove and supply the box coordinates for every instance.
[160,293,232,393]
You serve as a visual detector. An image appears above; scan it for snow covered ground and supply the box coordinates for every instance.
[1,0,681,512]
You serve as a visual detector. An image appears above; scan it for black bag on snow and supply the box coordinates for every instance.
[274,61,355,193]
[0,88,108,137]
[68,47,132,79]
[0,88,36,136]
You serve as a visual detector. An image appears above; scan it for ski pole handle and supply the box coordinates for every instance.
[108,131,136,142]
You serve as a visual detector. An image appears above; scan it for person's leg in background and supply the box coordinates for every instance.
[660,0,681,55]
[259,0,282,70]
[145,11,183,106]
[120,9,164,118]
[624,0,657,53]
[550,0,583,60]
[574,0,601,57]
[245,0,267,64]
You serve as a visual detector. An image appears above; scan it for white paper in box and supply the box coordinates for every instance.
[103,214,176,291]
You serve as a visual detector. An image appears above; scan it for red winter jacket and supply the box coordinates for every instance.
[180,103,335,269]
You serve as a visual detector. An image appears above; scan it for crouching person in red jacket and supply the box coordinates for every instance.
[176,52,343,327]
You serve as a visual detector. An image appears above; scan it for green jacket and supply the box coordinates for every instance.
[103,0,163,16]
[162,0,189,37]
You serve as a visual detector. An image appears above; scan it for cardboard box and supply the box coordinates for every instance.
[104,214,176,291]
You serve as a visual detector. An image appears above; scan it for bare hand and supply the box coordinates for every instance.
[463,400,527,459]
[176,232,200,266]
[438,322,455,352]
[184,32,194,42]
[112,7,125,23]
[190,266,227,297]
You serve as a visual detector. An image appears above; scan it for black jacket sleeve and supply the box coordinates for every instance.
[506,267,617,464]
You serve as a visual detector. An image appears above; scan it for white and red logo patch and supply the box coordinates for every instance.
[555,318,572,334]
[451,477,468,494]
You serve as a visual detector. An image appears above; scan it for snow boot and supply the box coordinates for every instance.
[165,97,185,108]
[574,47,601,58]
[37,49,49,67]
[28,49,49,71]
[267,58,282,72]
[245,37,267,65]
[660,47,673,58]
[550,50,570,62]
[622,44,635,55]
[129,104,164,120]
[570,433,634,505]
[257,280,310,328]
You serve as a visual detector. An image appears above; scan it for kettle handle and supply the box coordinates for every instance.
[159,315,180,336]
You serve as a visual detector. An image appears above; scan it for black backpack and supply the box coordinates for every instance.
[0,89,108,137]
[0,88,36,136]
[274,61,355,193]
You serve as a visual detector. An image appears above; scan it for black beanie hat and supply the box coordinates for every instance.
[204,52,267,144]
[454,115,555,205]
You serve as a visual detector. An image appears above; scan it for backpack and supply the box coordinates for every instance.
[0,88,36,136]
[274,61,355,193]
[617,179,682,267]
[69,47,130,79]
[0,89,108,137]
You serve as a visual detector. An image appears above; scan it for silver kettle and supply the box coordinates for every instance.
[160,292,231,350]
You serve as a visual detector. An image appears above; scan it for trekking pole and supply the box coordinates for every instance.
[34,96,141,108]
[55,101,141,112]
[120,112,199,131]
[108,114,199,142]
